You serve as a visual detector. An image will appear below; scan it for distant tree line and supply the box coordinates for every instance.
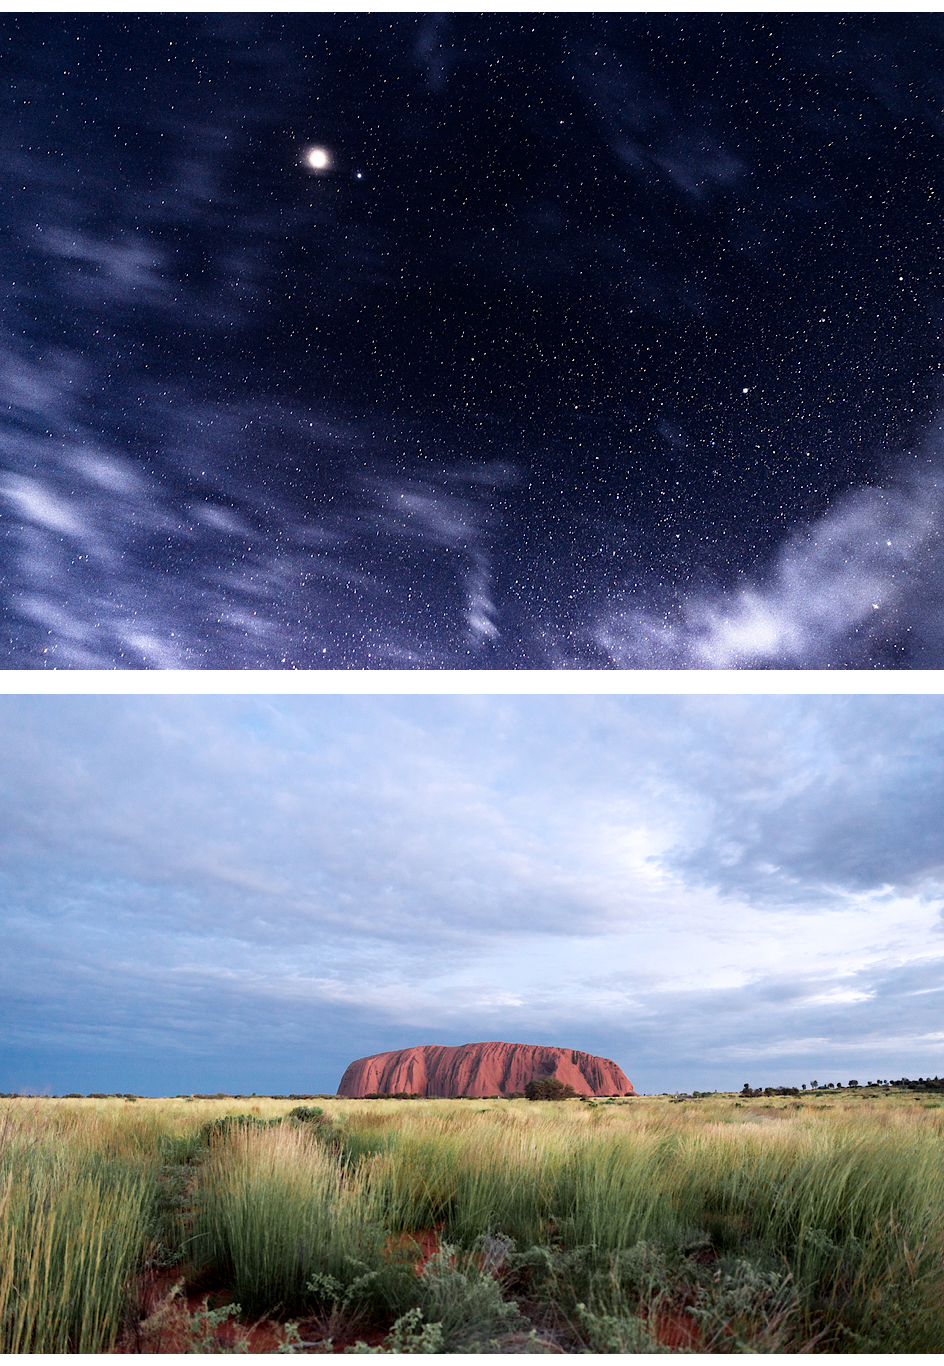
[0,1092,142,1101]
[740,1085,803,1098]
[740,1077,944,1096]
[16,1077,942,1103]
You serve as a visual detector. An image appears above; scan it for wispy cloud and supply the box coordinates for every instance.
[2,696,944,1094]
[595,432,944,668]
[576,48,747,201]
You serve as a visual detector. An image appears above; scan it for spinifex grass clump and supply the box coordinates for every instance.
[345,1107,569,1248]
[443,1120,568,1249]
[0,1105,154,1352]
[326,1096,944,1351]
[671,1117,944,1349]
[187,1121,408,1317]
[553,1129,685,1254]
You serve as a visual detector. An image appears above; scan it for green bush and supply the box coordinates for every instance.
[346,1306,445,1354]
[411,1242,526,1349]
[575,1303,673,1353]
[200,1113,280,1144]
[523,1076,576,1101]
[287,1105,324,1123]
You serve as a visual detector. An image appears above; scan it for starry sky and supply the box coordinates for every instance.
[4,693,944,1096]
[4,13,944,668]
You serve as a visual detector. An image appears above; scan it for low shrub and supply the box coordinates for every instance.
[287,1105,324,1123]
[200,1114,280,1143]
[413,1242,525,1349]
[523,1076,576,1101]
[346,1306,445,1354]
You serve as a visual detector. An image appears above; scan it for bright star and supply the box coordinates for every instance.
[305,146,332,172]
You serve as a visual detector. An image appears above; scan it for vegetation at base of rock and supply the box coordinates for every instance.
[357,1092,426,1101]
[3,1090,944,1351]
[523,1075,578,1101]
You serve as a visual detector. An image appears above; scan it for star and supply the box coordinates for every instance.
[304,146,332,172]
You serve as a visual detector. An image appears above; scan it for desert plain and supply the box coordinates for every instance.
[2,1084,944,1353]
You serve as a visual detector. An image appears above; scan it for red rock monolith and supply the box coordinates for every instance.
[337,1041,634,1098]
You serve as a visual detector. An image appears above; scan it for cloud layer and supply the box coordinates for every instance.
[2,695,944,1094]
[595,432,944,668]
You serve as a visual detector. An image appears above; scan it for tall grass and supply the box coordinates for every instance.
[327,1097,944,1349]
[0,1104,154,1351]
[188,1122,396,1315]
[2,1092,944,1351]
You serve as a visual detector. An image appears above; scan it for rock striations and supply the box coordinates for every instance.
[337,1041,634,1098]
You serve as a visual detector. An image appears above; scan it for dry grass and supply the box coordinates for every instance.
[2,1089,944,1351]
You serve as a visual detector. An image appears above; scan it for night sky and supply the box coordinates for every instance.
[3,14,944,668]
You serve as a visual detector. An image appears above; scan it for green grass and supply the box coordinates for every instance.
[188,1121,398,1315]
[0,1102,156,1351]
[3,1090,944,1351]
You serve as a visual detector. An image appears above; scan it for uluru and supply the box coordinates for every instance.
[337,1041,635,1098]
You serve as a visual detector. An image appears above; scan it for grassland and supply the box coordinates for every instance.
[2,1088,944,1352]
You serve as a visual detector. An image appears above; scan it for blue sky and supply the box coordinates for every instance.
[3,693,944,1095]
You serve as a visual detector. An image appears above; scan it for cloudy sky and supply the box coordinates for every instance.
[3,691,944,1095]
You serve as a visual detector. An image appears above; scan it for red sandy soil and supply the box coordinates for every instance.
[115,1263,390,1353]
[385,1225,443,1273]
[115,1226,705,1353]
[115,1229,445,1354]
[647,1305,705,1351]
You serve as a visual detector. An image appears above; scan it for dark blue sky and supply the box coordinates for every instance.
[2,14,944,666]
[4,693,944,1096]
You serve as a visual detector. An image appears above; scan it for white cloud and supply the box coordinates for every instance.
[1,695,944,1094]
[41,227,171,305]
[1,474,88,537]
[596,437,944,668]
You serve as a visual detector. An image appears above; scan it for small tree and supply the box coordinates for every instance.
[524,1075,576,1101]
